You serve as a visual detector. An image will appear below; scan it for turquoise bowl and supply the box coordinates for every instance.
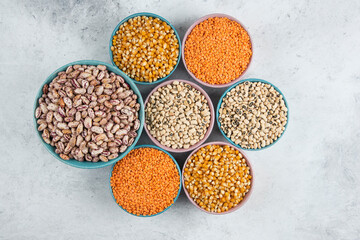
[109,12,182,85]
[33,60,145,169]
[109,145,182,217]
[216,78,289,151]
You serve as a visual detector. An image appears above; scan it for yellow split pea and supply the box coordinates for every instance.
[183,144,252,213]
[111,16,179,83]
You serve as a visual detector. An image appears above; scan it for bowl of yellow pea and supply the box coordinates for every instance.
[182,141,253,214]
[109,12,181,84]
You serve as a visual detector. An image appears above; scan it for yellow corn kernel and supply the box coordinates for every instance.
[111,15,179,82]
[184,144,252,213]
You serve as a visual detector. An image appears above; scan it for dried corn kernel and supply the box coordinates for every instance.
[111,16,179,83]
[183,144,252,213]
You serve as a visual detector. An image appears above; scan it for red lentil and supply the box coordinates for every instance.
[184,17,252,85]
[110,147,180,216]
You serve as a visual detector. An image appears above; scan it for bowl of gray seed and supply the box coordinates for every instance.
[144,79,214,153]
[217,78,289,150]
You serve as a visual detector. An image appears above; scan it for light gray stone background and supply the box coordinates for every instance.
[1,0,359,239]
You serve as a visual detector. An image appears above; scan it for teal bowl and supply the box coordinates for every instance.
[109,145,182,217]
[109,12,182,85]
[216,78,289,151]
[33,60,145,169]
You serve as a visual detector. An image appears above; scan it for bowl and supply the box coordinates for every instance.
[109,12,182,85]
[109,144,182,217]
[144,79,215,153]
[182,141,254,215]
[33,60,145,169]
[217,78,289,151]
[182,13,253,88]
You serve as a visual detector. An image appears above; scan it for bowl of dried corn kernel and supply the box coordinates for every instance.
[182,13,252,88]
[217,78,289,151]
[182,142,253,214]
[110,13,181,84]
[109,145,182,217]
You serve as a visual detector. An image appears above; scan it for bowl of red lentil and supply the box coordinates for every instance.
[144,79,215,153]
[109,145,182,217]
[182,13,253,88]
[109,12,181,85]
[182,141,253,214]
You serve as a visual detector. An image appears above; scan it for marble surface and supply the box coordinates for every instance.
[1,0,360,239]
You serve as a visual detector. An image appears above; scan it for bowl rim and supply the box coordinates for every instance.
[33,60,145,169]
[182,141,254,215]
[143,79,215,153]
[216,78,289,151]
[182,13,253,88]
[109,12,182,85]
[109,144,182,217]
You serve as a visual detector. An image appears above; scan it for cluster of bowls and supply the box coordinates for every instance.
[34,12,288,216]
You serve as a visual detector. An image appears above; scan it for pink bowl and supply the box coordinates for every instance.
[144,79,215,153]
[182,13,253,88]
[182,141,254,215]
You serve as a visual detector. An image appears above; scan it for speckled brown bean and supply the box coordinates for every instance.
[35,64,140,162]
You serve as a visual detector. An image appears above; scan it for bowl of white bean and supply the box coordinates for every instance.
[216,78,289,150]
[144,79,214,153]
[33,60,144,168]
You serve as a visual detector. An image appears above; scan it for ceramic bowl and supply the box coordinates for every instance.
[109,12,182,85]
[109,144,182,217]
[182,141,254,214]
[182,13,253,88]
[33,60,144,169]
[144,79,214,153]
[217,78,289,151]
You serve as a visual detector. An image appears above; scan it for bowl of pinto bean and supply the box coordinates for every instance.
[33,60,144,169]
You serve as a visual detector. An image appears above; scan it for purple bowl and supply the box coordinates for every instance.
[182,13,253,88]
[144,79,215,153]
[182,141,254,215]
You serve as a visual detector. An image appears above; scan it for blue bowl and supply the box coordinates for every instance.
[109,12,182,85]
[33,60,145,169]
[109,145,182,217]
[216,78,289,151]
